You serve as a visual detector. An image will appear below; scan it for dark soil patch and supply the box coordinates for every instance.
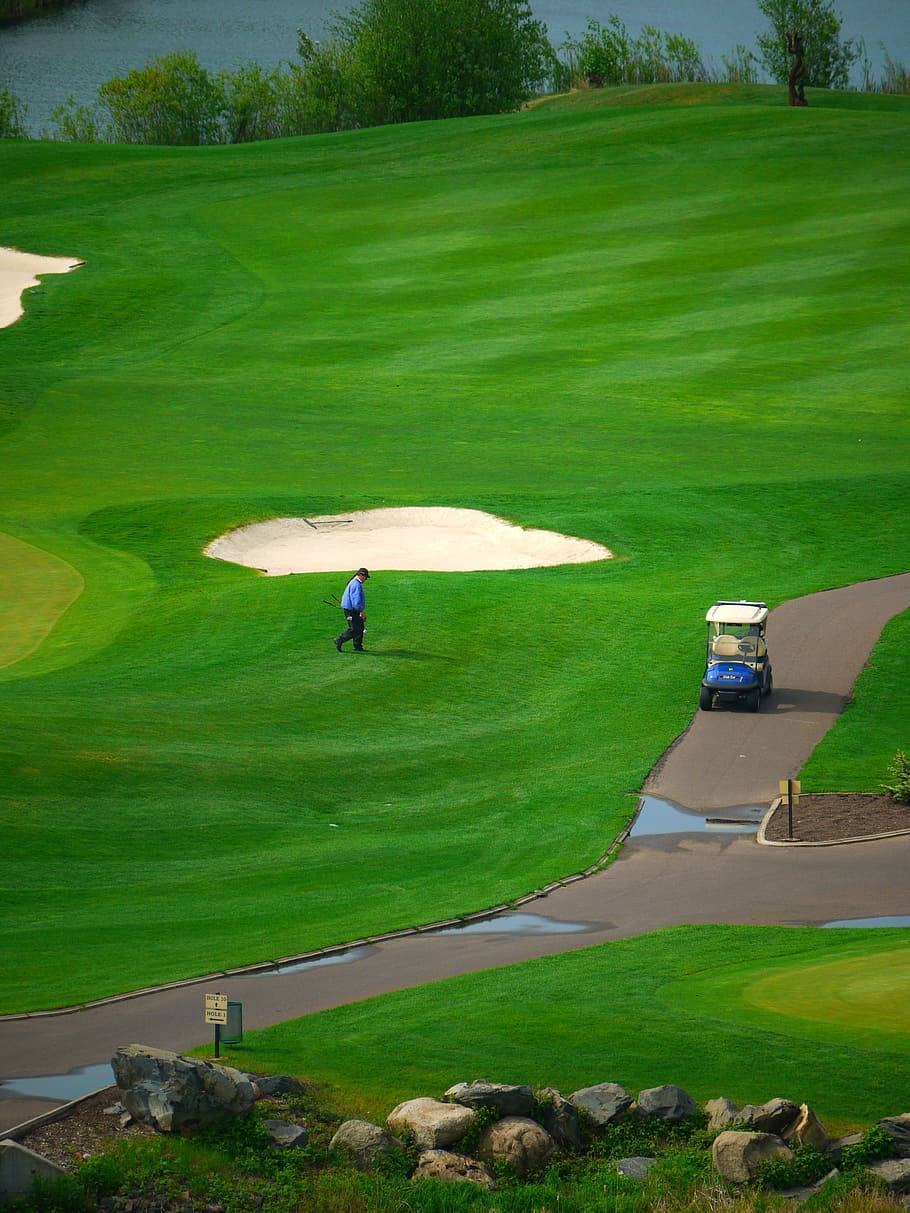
[764,793,910,843]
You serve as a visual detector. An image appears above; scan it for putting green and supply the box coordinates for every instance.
[662,938,910,1048]
[0,531,83,669]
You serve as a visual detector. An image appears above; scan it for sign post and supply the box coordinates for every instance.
[205,992,228,1058]
[779,780,801,840]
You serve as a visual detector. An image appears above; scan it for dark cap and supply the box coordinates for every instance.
[357,567,370,579]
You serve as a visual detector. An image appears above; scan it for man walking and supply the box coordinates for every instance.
[334,568,370,652]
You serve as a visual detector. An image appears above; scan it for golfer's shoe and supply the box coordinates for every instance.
[333,637,343,652]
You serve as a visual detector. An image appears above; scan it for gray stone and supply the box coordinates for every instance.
[880,1115,910,1158]
[706,1097,742,1132]
[103,1102,126,1116]
[444,1080,534,1118]
[779,1168,839,1202]
[616,1156,656,1180]
[826,1132,864,1163]
[712,1131,793,1183]
[387,1098,476,1150]
[413,1149,496,1190]
[112,1044,256,1133]
[0,1138,67,1203]
[263,1119,307,1149]
[536,1087,581,1152]
[867,1158,910,1195]
[252,1075,307,1098]
[636,1085,697,1122]
[569,1082,633,1126]
[330,1120,404,1171]
[477,1116,555,1178]
[742,1098,800,1136]
[783,1104,829,1151]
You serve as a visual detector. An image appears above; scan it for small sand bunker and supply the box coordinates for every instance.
[206,508,612,575]
[0,246,84,329]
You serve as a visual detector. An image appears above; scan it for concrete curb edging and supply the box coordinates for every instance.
[757,797,910,848]
[4,1085,116,1143]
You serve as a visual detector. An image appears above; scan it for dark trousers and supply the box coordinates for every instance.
[338,610,365,650]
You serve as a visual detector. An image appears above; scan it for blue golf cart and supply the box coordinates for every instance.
[700,601,773,712]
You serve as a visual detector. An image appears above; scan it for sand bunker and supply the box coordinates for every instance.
[206,508,612,575]
[0,246,84,329]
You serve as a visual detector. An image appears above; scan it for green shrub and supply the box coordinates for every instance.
[98,50,226,145]
[840,1124,898,1169]
[0,85,28,138]
[753,1144,832,1190]
[881,749,910,803]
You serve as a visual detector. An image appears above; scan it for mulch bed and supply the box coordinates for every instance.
[763,793,910,843]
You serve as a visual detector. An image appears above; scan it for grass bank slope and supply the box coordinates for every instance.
[1,92,908,1011]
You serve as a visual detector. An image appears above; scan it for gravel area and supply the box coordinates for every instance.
[17,1088,154,1171]
[764,793,910,843]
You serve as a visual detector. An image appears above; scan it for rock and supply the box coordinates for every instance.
[112,1044,256,1133]
[386,1098,476,1150]
[712,1131,793,1183]
[741,1099,800,1135]
[783,1104,829,1151]
[413,1149,496,1189]
[616,1156,656,1180]
[826,1131,864,1163]
[779,1168,839,1202]
[444,1080,534,1118]
[263,1119,307,1149]
[879,1115,910,1158]
[867,1158,910,1195]
[568,1082,632,1126]
[330,1120,404,1171]
[0,1139,68,1203]
[636,1085,697,1122]
[477,1116,555,1178]
[536,1087,581,1151]
[250,1075,307,1098]
[706,1097,742,1132]
[103,1102,126,1116]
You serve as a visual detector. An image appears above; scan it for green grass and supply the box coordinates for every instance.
[1,87,909,1011]
[206,925,910,1128]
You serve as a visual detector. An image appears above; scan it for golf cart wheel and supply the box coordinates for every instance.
[763,669,773,697]
[699,686,713,711]
[748,687,761,713]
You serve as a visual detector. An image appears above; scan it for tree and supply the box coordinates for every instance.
[98,51,226,145]
[756,0,859,89]
[299,0,557,129]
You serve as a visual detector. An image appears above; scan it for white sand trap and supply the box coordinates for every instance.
[206,508,613,575]
[0,246,84,329]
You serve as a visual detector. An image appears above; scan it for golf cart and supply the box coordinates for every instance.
[700,601,772,712]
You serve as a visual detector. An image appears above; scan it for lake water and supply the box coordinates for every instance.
[2,0,909,134]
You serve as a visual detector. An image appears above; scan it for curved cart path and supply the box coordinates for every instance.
[3,573,910,1133]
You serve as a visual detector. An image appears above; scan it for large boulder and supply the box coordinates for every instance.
[879,1114,910,1157]
[711,1131,793,1183]
[112,1044,256,1133]
[444,1080,534,1118]
[386,1098,476,1150]
[740,1098,800,1136]
[706,1097,741,1133]
[263,1119,307,1150]
[635,1085,697,1122]
[866,1157,910,1195]
[783,1104,829,1151]
[250,1074,307,1098]
[568,1082,632,1126]
[330,1120,404,1171]
[413,1149,496,1190]
[537,1087,581,1152]
[477,1116,555,1178]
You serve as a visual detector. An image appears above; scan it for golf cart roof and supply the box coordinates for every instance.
[705,601,769,626]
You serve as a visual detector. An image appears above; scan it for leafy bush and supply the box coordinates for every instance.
[840,1124,898,1169]
[753,1144,832,1189]
[881,749,910,804]
[46,96,103,142]
[563,15,705,87]
[98,50,226,145]
[0,85,28,138]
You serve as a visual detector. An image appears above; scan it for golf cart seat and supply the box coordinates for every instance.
[736,635,767,658]
[712,635,743,658]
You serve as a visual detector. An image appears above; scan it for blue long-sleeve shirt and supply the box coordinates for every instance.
[341,576,365,611]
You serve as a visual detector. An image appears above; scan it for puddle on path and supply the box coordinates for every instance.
[433,913,594,936]
[2,1062,113,1102]
[822,915,910,928]
[248,946,373,977]
[631,795,763,837]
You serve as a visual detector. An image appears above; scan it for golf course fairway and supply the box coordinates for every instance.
[1,84,908,1015]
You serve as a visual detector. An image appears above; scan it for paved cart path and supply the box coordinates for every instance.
[2,572,910,1134]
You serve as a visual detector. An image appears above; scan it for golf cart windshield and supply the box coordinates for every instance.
[707,621,766,664]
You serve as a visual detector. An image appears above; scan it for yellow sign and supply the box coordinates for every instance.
[205,992,228,1024]
[779,780,801,804]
